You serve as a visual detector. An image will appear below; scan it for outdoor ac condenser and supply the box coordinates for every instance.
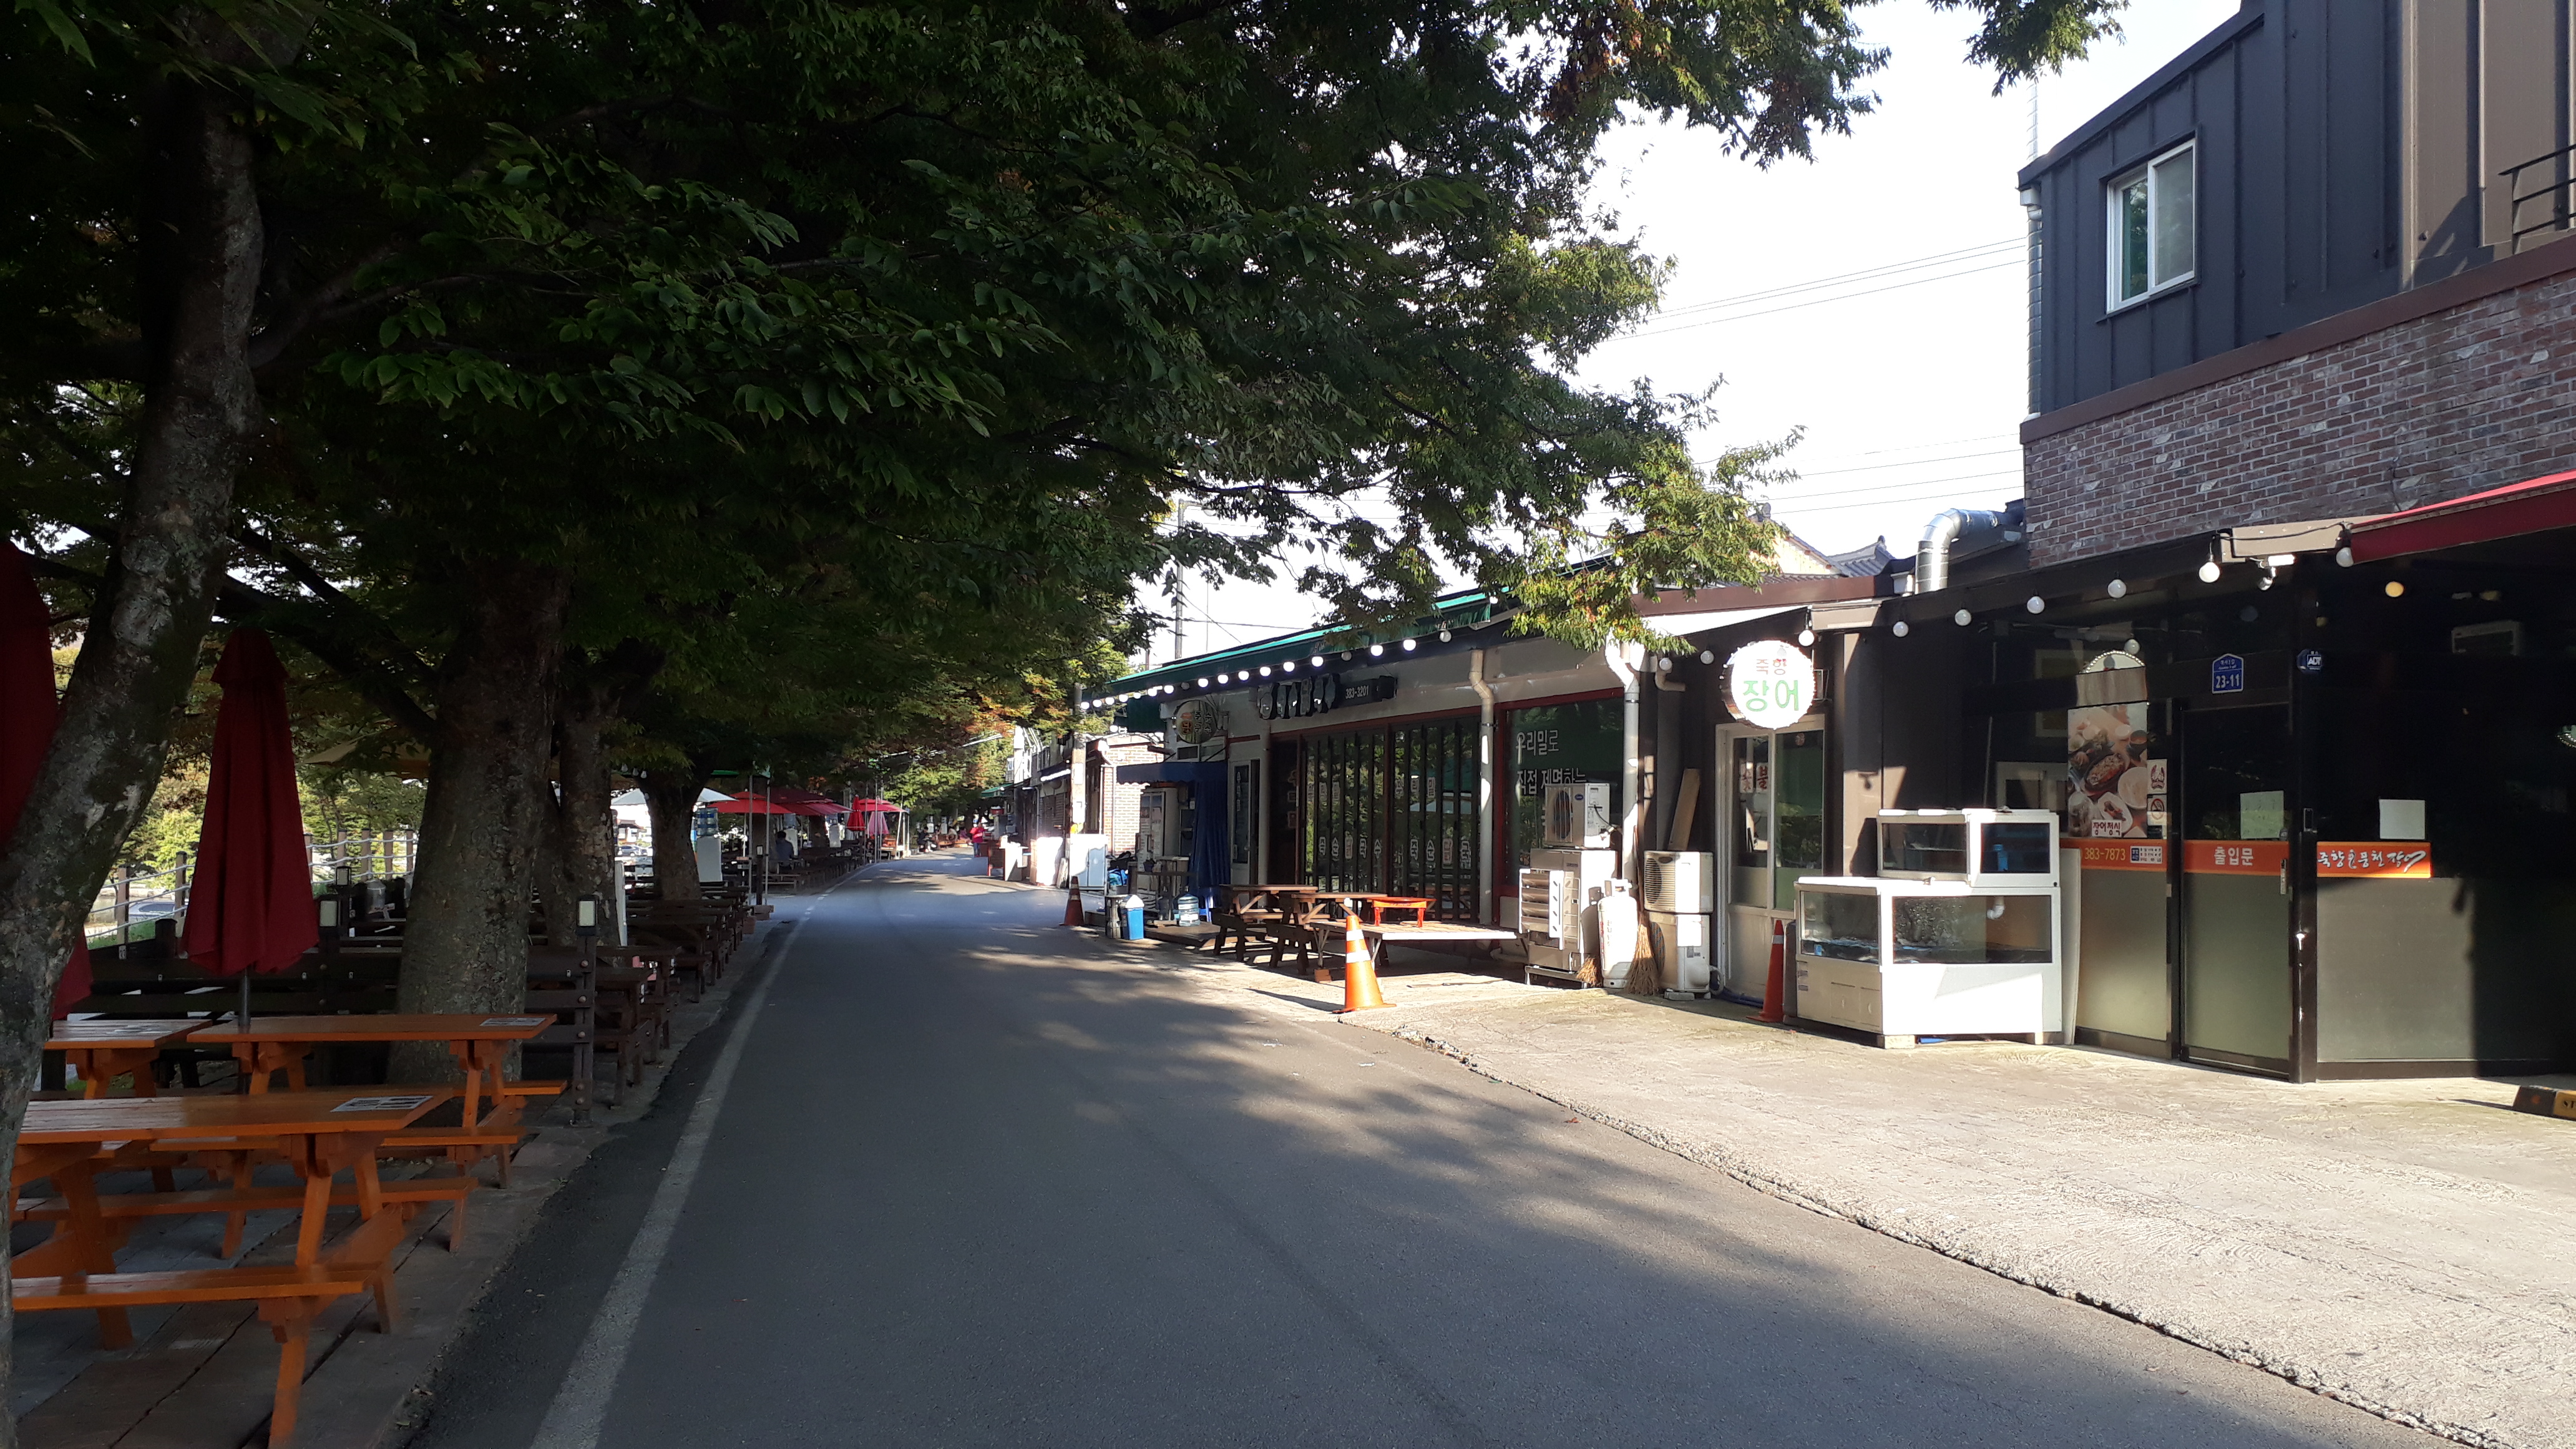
[1541,783,1613,849]
[1641,851,1713,913]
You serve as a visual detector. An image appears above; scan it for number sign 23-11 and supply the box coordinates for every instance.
[1725,640,1814,730]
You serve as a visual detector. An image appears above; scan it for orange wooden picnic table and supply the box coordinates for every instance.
[45,1018,210,1098]
[189,1013,554,1128]
[12,1090,447,1442]
[1308,891,1433,924]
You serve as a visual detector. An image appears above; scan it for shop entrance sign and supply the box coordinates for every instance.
[2210,653,2245,693]
[1724,640,1814,729]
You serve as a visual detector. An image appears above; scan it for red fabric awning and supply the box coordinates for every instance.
[183,629,320,977]
[2,547,90,1010]
[763,785,847,812]
[2347,469,2576,562]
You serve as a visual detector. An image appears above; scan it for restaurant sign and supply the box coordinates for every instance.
[1249,671,1394,721]
[2315,842,2433,879]
[1723,640,1815,729]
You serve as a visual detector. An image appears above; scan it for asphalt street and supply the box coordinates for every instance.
[408,851,2437,1448]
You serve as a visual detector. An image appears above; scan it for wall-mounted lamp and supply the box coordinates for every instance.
[1698,650,1715,663]
[2197,558,2223,583]
[2335,546,2356,567]
[1953,609,1973,626]
[1368,643,1385,656]
[1891,621,1911,638]
[2024,596,2045,614]
[1438,630,1453,642]
[1400,638,1417,651]
[1796,628,1817,646]
[2107,578,2128,599]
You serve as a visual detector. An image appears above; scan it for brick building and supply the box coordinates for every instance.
[1860,1,2576,1081]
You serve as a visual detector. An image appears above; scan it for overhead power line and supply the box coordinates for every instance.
[1650,237,2021,320]
[1777,479,2024,515]
[1772,447,2021,479]
[1762,466,2024,505]
[1622,258,2023,339]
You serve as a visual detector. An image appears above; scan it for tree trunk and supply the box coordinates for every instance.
[638,769,705,902]
[394,562,569,1078]
[540,674,617,947]
[0,70,266,1443]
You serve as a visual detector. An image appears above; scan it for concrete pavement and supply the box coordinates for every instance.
[1156,949,2576,1449]
[407,852,2446,1448]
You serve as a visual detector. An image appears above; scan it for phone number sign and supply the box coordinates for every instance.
[1724,640,1816,729]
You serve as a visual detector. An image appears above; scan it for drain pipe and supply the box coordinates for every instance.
[1470,648,1497,924]
[1606,639,1643,892]
[1915,508,2008,594]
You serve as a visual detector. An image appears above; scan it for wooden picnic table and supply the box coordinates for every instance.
[46,1018,210,1098]
[1308,891,1430,922]
[1361,921,1517,949]
[12,1090,448,1443]
[189,1013,555,1129]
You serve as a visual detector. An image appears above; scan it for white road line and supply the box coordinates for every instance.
[529,905,807,1449]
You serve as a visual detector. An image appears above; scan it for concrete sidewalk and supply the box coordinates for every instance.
[1130,940,2576,1449]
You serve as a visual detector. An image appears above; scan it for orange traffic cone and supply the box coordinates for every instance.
[1063,886,1084,928]
[1756,917,1788,1023]
[1337,912,1390,1013]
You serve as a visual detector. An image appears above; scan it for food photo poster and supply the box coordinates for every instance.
[2066,703,2167,839]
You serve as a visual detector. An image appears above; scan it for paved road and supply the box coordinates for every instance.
[412,852,2435,1449]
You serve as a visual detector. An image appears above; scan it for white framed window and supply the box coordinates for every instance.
[2107,140,2196,308]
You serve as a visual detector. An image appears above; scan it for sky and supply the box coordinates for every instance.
[1138,0,2243,669]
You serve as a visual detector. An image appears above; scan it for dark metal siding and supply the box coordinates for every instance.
[2026,0,2576,414]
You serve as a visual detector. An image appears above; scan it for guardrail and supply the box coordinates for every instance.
[85,831,419,947]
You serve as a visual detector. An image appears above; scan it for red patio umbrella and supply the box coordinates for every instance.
[764,785,849,814]
[706,795,812,816]
[183,629,318,1021]
[1,546,90,1013]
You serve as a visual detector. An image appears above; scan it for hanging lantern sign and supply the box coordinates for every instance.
[1724,640,1815,728]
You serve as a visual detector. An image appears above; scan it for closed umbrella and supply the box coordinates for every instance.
[1,547,90,1013]
[183,629,318,1022]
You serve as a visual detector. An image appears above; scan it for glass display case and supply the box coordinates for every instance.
[1792,809,2064,1047]
[1878,809,2059,887]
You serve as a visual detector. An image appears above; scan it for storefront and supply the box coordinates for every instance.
[1913,497,2576,1080]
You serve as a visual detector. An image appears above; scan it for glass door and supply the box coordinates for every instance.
[1720,724,1825,999]
[2178,703,2293,1073]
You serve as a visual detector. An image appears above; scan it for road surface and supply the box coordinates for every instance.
[410,852,2434,1448]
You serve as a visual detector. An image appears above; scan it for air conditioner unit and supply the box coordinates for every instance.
[1645,910,1712,995]
[1641,851,1713,913]
[1542,782,1613,849]
[1518,868,1569,942]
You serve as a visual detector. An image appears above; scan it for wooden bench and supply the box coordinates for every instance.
[16,1266,369,1443]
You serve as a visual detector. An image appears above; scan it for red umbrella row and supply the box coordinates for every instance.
[6,544,315,1025]
[2,547,90,1012]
